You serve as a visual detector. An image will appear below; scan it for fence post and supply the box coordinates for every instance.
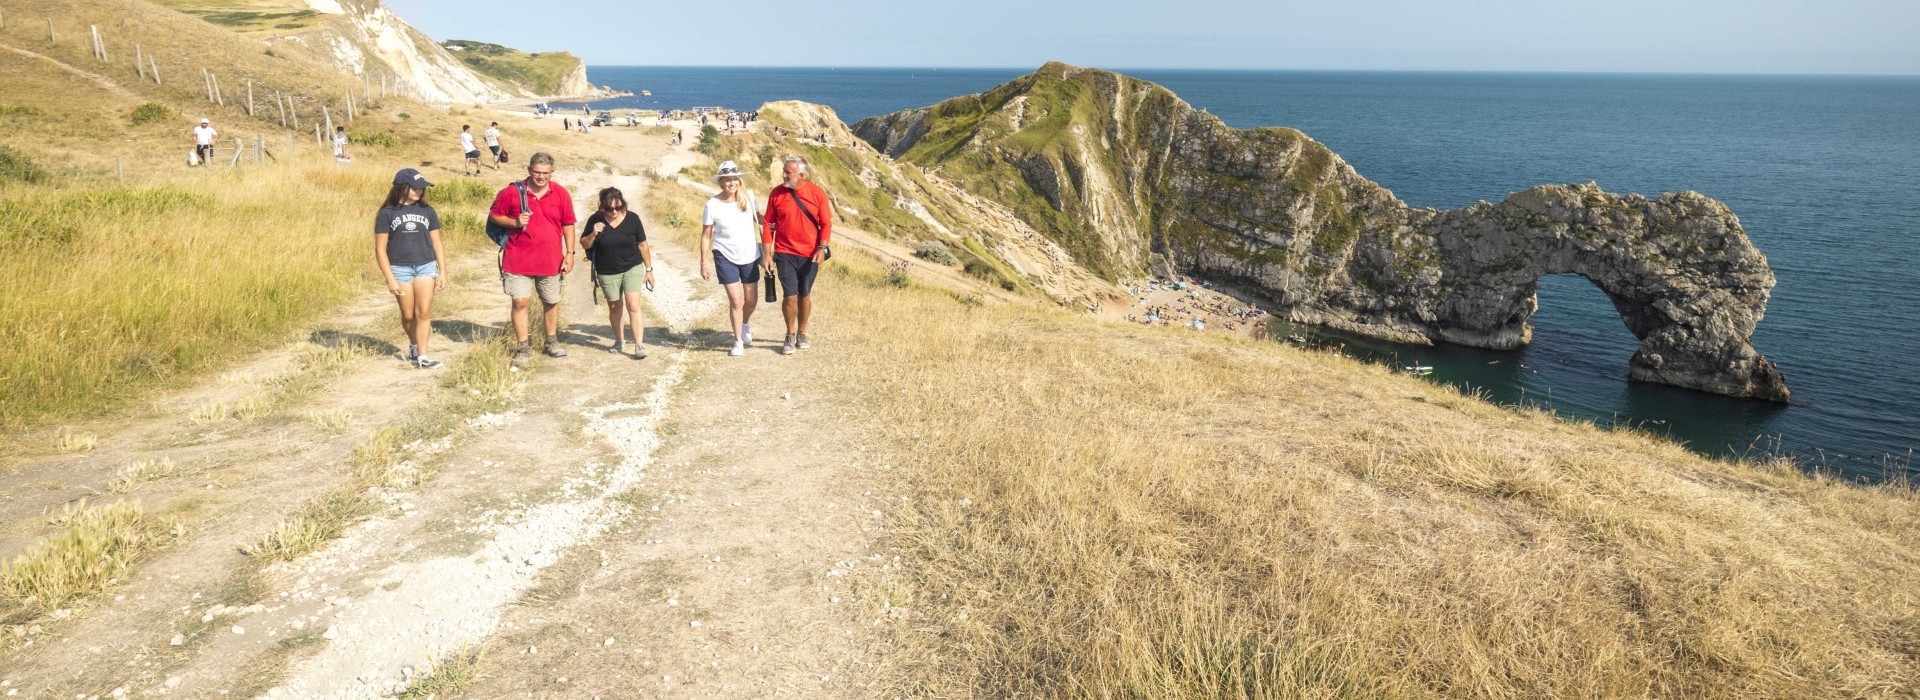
[135,44,144,80]
[150,54,160,85]
[323,105,333,138]
[213,73,223,106]
[229,138,243,167]
[203,68,212,102]
[247,81,254,117]
[47,17,55,43]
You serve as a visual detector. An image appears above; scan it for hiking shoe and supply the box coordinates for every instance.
[544,337,568,358]
[632,343,649,359]
[510,343,531,369]
[729,341,745,357]
[780,334,797,356]
[742,324,753,344]
[611,341,624,355]
[796,333,811,350]
[415,356,443,369]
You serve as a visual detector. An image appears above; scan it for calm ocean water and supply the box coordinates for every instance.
[565,67,1920,479]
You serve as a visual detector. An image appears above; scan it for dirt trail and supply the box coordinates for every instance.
[2,118,899,699]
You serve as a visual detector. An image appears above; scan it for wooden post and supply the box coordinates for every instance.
[247,81,254,117]
[213,74,224,106]
[315,124,322,149]
[136,44,144,80]
[229,138,243,167]
[89,25,99,60]
[203,68,212,102]
[345,92,355,122]
[274,91,286,126]
[323,106,333,138]
[48,18,55,44]
[150,55,160,85]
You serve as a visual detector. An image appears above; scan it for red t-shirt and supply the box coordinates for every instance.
[489,181,577,276]
[762,180,833,258]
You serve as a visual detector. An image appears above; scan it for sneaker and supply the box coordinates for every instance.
[796,333,810,350]
[780,334,796,356]
[611,341,624,355]
[742,324,752,344]
[510,344,531,369]
[545,337,568,358]
[415,356,443,369]
[632,343,649,359]
[729,341,744,357]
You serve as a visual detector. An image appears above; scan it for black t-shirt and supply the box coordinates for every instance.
[374,202,441,266]
[583,210,647,275]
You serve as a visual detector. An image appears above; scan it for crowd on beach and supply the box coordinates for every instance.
[1125,277,1271,335]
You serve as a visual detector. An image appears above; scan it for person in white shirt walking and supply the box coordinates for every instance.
[460,125,481,175]
[333,126,351,162]
[698,161,765,356]
[483,122,503,169]
[192,118,217,165]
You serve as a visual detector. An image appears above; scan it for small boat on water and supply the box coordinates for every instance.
[1286,334,1306,343]
[640,90,652,96]
[1403,364,1435,377]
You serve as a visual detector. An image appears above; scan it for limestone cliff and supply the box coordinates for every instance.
[268,0,524,104]
[853,62,1789,401]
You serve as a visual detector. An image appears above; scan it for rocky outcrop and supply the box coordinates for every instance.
[272,0,524,104]
[853,62,1789,401]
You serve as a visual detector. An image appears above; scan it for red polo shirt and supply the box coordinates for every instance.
[763,180,832,258]
[489,181,576,276]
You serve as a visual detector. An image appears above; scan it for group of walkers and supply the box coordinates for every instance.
[371,151,833,370]
[460,122,505,175]
[192,118,349,165]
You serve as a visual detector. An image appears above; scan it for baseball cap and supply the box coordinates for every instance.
[392,168,433,187]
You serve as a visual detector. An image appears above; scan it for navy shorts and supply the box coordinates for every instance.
[465,150,481,160]
[712,251,761,286]
[774,252,820,298]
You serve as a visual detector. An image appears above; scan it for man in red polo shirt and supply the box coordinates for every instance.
[487,151,578,369]
[761,155,832,356]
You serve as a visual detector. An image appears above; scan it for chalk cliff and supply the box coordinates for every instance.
[853,62,1789,401]
[270,0,523,104]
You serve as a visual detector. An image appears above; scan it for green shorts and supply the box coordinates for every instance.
[597,266,648,299]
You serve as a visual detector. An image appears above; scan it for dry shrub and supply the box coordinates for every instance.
[1,500,171,613]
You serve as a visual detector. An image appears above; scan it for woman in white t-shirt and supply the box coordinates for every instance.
[699,160,764,356]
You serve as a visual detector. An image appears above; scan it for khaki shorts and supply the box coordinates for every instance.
[596,266,648,300]
[503,272,563,304]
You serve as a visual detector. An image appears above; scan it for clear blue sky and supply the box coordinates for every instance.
[388,0,1920,74]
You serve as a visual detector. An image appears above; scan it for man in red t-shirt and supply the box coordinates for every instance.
[487,152,578,368]
[761,155,832,355]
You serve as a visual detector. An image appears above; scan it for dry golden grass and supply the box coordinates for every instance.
[804,253,1920,697]
[0,499,174,617]
[0,163,499,429]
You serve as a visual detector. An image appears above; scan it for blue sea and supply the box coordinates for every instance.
[563,67,1920,480]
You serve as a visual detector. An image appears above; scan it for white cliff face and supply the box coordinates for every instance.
[284,0,527,104]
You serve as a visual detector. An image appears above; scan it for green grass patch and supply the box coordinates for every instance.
[443,40,582,95]
[0,146,49,185]
[129,102,178,126]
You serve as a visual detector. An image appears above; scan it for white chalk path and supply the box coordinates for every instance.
[261,239,719,699]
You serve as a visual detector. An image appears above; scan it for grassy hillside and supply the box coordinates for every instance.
[0,0,571,429]
[637,177,1920,697]
[442,40,581,95]
[149,0,328,34]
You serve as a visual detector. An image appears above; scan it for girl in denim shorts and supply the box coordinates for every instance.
[374,168,448,368]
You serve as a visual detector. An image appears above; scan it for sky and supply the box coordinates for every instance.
[387,0,1920,74]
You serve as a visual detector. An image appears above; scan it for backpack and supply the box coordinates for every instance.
[484,181,529,247]
[498,149,510,164]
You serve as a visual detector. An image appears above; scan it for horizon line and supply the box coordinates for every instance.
[577,64,1920,79]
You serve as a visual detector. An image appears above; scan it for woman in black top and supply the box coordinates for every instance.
[582,187,654,358]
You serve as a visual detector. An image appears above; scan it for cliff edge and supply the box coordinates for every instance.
[853,62,1788,401]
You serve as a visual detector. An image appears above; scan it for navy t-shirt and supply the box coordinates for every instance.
[374,202,441,266]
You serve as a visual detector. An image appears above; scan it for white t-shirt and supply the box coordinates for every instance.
[194,125,216,146]
[460,131,476,152]
[483,127,500,147]
[702,192,762,265]
[333,132,348,156]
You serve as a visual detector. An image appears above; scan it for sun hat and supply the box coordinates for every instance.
[200,118,210,124]
[392,167,433,188]
[713,160,746,182]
